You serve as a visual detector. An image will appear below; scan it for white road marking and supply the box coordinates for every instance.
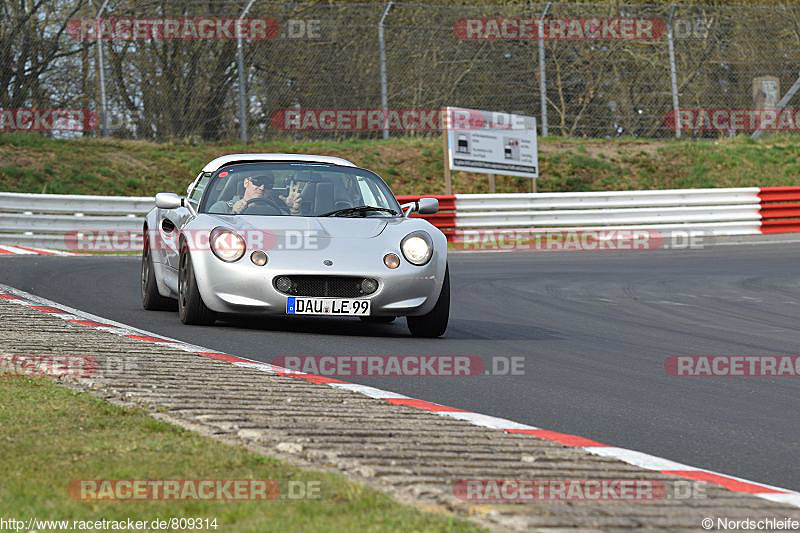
[438,411,538,430]
[583,447,696,471]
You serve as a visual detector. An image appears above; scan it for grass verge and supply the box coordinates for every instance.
[1,133,799,197]
[0,377,480,532]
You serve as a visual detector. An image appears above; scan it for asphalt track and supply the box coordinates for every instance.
[1,244,799,490]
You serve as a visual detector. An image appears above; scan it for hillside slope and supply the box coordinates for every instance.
[1,133,799,196]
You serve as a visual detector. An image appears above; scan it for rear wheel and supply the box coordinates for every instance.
[407,265,450,338]
[178,245,217,325]
[141,230,176,311]
[359,316,396,324]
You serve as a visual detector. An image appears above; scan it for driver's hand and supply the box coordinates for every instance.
[280,182,302,215]
[231,198,249,214]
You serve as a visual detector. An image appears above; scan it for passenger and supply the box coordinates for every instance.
[211,174,301,215]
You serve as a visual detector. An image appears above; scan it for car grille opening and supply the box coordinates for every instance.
[273,275,378,297]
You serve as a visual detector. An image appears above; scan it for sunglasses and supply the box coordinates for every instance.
[248,177,270,187]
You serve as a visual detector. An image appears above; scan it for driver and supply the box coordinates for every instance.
[214,174,301,215]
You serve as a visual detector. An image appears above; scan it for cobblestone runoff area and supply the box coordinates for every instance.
[2,296,799,532]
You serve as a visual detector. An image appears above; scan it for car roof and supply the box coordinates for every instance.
[202,154,357,172]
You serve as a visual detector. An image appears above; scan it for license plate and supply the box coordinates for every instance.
[286,297,371,316]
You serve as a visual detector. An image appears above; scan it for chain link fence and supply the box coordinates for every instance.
[2,1,799,141]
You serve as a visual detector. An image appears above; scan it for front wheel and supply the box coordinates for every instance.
[178,246,217,326]
[407,265,450,338]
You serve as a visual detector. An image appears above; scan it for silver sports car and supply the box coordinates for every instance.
[141,154,450,337]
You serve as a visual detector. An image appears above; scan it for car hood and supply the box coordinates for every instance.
[202,214,389,239]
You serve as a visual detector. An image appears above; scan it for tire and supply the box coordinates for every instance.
[359,316,396,324]
[407,265,450,338]
[178,244,217,325]
[141,230,177,311]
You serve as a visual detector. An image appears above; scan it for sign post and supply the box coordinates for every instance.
[443,106,539,193]
[442,117,452,194]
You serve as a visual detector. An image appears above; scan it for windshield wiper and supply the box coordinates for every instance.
[320,205,399,217]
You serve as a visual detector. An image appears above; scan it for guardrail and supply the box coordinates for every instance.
[399,187,800,241]
[0,192,152,249]
[0,187,798,250]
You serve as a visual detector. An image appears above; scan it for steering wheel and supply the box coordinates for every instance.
[243,197,285,215]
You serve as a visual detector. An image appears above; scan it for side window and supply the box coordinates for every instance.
[359,176,392,207]
[357,177,377,205]
[188,172,213,205]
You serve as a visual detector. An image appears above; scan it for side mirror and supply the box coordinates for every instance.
[155,192,183,210]
[416,197,439,215]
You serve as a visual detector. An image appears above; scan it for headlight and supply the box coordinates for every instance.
[400,231,433,266]
[210,227,246,262]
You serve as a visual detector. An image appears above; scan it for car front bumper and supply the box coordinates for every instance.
[190,246,445,317]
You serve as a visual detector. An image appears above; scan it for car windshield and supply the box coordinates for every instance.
[200,162,401,218]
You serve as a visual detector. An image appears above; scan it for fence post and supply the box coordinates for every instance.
[379,2,394,140]
[96,0,110,137]
[538,2,551,137]
[237,0,257,144]
[667,5,681,139]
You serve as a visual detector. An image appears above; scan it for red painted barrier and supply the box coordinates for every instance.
[758,186,800,203]
[396,195,456,211]
[759,186,800,234]
[395,195,456,236]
